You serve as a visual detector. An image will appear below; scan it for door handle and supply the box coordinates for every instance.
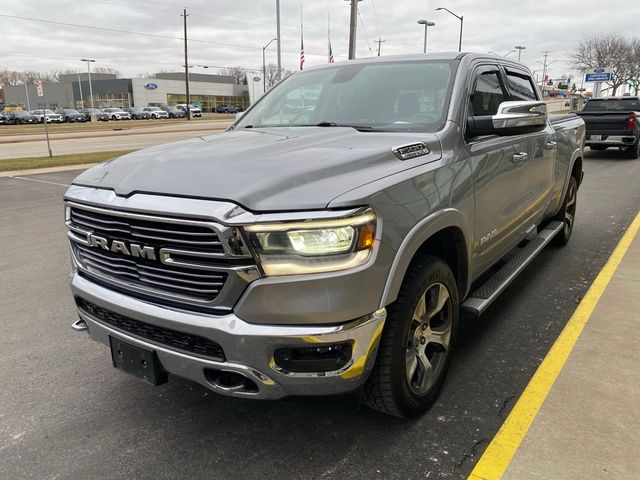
[512,152,528,163]
[546,140,557,149]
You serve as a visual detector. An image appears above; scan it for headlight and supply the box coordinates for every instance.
[244,211,376,276]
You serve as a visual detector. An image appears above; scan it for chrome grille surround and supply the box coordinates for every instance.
[65,199,260,312]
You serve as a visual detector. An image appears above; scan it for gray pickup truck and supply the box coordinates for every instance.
[65,53,585,418]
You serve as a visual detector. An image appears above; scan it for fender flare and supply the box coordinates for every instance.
[379,208,471,308]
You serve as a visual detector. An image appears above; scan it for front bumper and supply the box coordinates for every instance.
[71,273,386,399]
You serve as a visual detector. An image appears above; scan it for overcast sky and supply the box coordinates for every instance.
[1,0,637,82]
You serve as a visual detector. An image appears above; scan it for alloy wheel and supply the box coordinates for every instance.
[405,282,453,396]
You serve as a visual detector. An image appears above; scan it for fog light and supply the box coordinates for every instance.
[274,342,353,374]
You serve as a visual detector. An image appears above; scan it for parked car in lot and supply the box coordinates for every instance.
[103,108,132,121]
[165,106,186,118]
[576,96,640,158]
[64,53,585,418]
[31,109,64,123]
[79,108,109,122]
[4,110,39,124]
[176,103,202,117]
[0,112,8,125]
[56,108,87,123]
[123,107,151,120]
[216,104,239,113]
[142,106,169,119]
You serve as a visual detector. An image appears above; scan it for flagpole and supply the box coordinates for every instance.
[328,13,330,63]
[300,6,304,70]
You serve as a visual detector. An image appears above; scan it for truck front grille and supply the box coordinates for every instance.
[77,298,226,361]
[66,203,255,311]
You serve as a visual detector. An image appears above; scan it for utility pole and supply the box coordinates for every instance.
[375,37,385,56]
[181,8,191,120]
[81,59,95,110]
[276,0,282,81]
[541,50,549,97]
[347,0,362,59]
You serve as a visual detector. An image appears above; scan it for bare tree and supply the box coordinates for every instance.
[93,67,121,77]
[220,66,248,85]
[264,63,293,88]
[626,37,640,95]
[0,69,23,87]
[573,33,630,95]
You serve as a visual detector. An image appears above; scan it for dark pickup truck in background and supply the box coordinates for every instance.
[577,96,640,158]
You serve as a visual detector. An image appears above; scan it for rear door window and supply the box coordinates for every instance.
[505,71,538,101]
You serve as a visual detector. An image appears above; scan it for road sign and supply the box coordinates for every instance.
[34,80,44,97]
[584,68,612,83]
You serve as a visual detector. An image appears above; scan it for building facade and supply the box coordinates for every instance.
[3,72,250,112]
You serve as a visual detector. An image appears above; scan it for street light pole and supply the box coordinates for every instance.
[77,73,84,108]
[276,0,282,81]
[417,20,436,53]
[514,45,526,62]
[435,7,463,52]
[181,8,191,120]
[81,58,95,109]
[263,37,277,93]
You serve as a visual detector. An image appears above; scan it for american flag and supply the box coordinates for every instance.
[300,36,305,70]
[328,41,334,63]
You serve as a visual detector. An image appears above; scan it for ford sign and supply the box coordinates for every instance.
[253,76,261,82]
[593,68,606,73]
[144,82,158,90]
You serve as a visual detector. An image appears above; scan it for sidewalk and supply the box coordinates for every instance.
[471,213,640,479]
[0,119,231,144]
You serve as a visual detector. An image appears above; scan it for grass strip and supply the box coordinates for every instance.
[0,150,136,172]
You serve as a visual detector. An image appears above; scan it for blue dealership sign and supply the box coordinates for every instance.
[584,73,612,82]
[144,82,158,90]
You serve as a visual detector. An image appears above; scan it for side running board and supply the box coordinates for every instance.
[462,221,564,316]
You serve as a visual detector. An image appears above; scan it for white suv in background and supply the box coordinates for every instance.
[142,107,170,119]
[31,109,63,123]
[176,104,202,117]
[103,108,132,120]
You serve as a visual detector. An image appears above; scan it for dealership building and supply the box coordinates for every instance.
[3,72,251,112]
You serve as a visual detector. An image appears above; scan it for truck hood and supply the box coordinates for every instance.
[73,127,441,212]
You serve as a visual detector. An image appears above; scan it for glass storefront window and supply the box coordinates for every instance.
[166,94,249,112]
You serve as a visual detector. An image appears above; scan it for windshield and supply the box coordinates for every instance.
[15,111,31,116]
[146,107,160,111]
[236,60,456,132]
[64,109,79,113]
[583,98,640,112]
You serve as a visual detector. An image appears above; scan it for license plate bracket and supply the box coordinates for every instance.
[109,337,168,385]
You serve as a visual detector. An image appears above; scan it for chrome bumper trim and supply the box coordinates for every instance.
[71,273,386,399]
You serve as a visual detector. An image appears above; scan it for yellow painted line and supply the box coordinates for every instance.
[468,210,640,480]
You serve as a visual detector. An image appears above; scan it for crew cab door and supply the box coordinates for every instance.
[503,68,555,228]
[465,65,531,275]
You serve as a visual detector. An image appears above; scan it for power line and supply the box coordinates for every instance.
[0,14,341,59]
[357,9,373,56]
[370,0,381,37]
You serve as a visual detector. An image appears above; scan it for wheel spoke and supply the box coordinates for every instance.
[425,324,452,350]
[565,211,574,229]
[415,348,434,393]
[413,294,427,323]
[426,283,450,319]
[406,349,418,384]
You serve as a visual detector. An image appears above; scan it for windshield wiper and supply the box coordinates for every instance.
[311,122,375,131]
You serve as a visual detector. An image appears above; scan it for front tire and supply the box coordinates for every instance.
[363,255,458,418]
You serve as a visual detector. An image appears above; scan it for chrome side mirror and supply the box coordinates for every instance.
[467,101,548,137]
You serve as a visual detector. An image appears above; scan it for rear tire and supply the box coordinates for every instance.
[552,176,578,246]
[363,255,459,418]
[626,141,639,159]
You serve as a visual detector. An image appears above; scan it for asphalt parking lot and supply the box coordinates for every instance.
[1,149,639,479]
